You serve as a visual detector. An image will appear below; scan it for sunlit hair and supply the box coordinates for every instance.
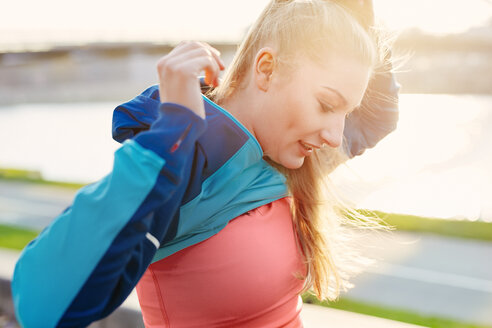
[207,0,394,302]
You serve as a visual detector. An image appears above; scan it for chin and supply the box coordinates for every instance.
[265,152,305,170]
[279,157,305,170]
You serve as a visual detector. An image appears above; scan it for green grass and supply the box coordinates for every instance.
[302,292,492,328]
[361,210,492,242]
[0,224,39,250]
[0,167,86,189]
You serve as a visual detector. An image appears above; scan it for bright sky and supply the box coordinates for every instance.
[1,0,491,48]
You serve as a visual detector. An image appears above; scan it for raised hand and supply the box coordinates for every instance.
[156,41,225,119]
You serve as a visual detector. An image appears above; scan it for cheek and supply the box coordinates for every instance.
[283,91,319,134]
[264,100,295,137]
[285,108,317,140]
[278,145,305,169]
[261,88,314,152]
[284,98,304,129]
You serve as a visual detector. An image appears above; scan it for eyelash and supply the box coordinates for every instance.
[320,102,335,113]
[320,102,354,119]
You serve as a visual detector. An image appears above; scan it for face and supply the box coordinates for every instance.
[255,53,371,169]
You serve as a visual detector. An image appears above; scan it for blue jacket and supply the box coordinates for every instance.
[11,71,399,327]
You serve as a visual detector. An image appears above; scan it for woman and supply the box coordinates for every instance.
[12,0,399,327]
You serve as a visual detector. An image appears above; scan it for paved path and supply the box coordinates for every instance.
[0,180,75,229]
[343,230,492,327]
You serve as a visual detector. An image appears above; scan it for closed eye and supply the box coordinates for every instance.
[319,101,335,113]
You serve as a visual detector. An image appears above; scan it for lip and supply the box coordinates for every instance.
[302,141,321,150]
[298,141,314,157]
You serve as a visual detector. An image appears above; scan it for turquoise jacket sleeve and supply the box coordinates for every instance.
[11,102,207,328]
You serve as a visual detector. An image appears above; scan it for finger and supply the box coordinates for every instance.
[174,44,224,72]
[197,41,221,58]
[162,46,213,71]
[191,43,224,86]
[173,55,220,87]
[201,56,220,87]
[168,47,220,75]
[202,44,225,71]
[198,41,226,70]
[167,41,225,72]
[157,41,197,68]
[168,47,222,86]
[158,42,223,88]
[172,41,215,59]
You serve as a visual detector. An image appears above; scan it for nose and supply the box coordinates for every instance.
[320,114,346,148]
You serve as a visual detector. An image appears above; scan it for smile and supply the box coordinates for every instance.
[298,141,317,156]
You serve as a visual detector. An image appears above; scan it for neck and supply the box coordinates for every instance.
[217,89,259,141]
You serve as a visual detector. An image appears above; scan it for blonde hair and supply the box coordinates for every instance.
[207,0,393,302]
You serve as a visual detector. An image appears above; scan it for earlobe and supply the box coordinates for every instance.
[254,47,276,92]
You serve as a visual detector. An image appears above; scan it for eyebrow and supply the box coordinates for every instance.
[322,86,360,113]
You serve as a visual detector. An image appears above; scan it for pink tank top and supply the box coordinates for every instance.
[136,197,307,327]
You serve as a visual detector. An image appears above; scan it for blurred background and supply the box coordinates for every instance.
[0,0,491,327]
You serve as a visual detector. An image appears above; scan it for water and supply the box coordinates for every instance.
[1,94,491,221]
[0,102,120,183]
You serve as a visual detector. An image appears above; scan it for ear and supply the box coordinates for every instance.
[253,47,276,92]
